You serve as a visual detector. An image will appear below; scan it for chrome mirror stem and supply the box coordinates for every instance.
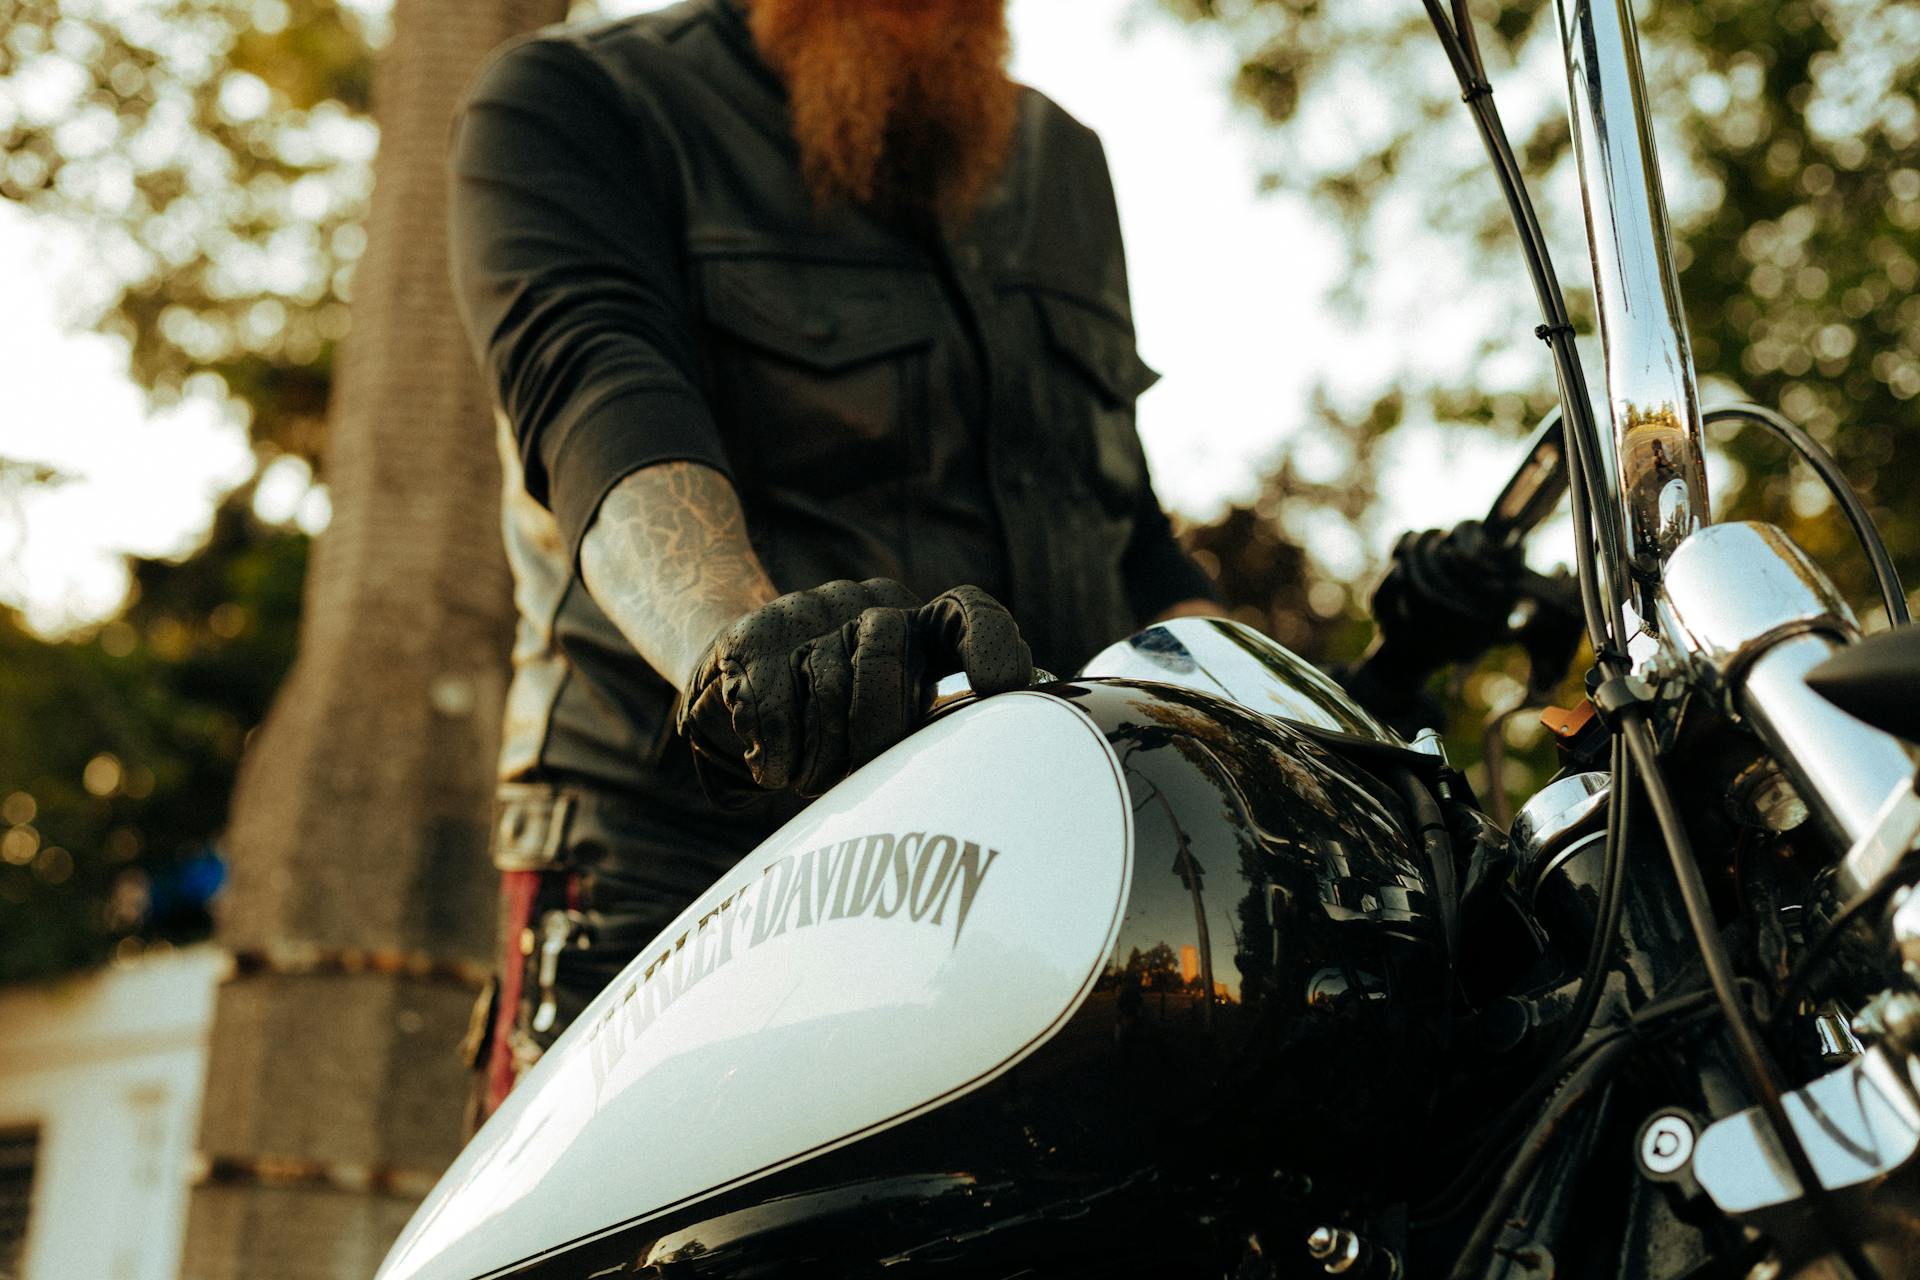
[1555,0,1709,596]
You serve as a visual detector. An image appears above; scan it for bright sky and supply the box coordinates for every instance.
[0,0,1525,634]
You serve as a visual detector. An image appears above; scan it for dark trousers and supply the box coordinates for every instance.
[471,781,753,1120]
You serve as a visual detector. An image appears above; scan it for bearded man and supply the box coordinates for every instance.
[448,0,1217,1115]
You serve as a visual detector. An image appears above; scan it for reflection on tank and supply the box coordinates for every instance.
[1080,615,1403,743]
[1043,678,1449,1193]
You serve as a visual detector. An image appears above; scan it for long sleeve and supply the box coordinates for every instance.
[448,35,731,560]
[1121,469,1220,624]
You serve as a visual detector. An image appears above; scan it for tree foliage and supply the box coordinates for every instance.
[1172,0,1920,797]
[0,0,380,465]
[0,494,307,980]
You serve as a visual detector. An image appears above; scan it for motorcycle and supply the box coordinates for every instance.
[376,0,1920,1275]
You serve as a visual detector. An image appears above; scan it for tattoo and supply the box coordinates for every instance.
[580,462,779,692]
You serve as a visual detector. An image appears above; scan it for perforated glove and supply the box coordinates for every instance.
[678,578,1033,806]
[1338,520,1530,735]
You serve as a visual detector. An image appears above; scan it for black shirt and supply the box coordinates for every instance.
[448,0,1215,852]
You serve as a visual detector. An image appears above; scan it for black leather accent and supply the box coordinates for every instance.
[456,0,1209,848]
[680,579,1032,804]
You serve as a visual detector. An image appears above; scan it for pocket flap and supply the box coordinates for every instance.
[1033,292,1161,405]
[700,258,936,373]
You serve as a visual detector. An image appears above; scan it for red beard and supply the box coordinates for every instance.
[747,0,1020,222]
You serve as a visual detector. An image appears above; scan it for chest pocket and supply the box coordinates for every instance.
[1029,290,1160,514]
[697,257,938,499]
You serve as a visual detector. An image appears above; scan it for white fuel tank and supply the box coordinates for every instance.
[377,691,1134,1280]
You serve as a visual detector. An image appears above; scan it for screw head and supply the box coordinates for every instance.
[1638,1111,1696,1176]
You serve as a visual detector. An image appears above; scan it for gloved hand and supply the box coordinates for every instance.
[678,578,1033,806]
[1370,520,1528,665]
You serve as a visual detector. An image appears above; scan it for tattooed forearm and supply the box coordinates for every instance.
[579,462,779,692]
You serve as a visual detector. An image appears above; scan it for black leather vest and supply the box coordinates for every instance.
[482,0,1179,847]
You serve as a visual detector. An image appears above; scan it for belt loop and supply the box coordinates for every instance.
[491,784,576,873]
[541,791,576,868]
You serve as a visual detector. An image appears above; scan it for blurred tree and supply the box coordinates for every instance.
[0,0,379,467]
[1181,389,1395,665]
[179,0,565,1272]
[0,493,307,981]
[1124,941,1184,990]
[1170,0,1920,801]
[0,0,380,975]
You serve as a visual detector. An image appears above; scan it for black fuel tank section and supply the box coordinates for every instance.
[506,680,1452,1280]
[1036,679,1452,1185]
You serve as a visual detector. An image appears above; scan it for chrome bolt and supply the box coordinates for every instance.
[1638,1111,1696,1176]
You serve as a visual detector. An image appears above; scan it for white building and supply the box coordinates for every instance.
[0,947,224,1280]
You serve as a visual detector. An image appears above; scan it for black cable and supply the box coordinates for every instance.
[1450,0,1485,80]
[1419,735,1626,1230]
[1553,350,1627,666]
[1423,0,1478,87]
[1703,403,1909,628]
[1542,735,1632,1069]
[1446,1035,1638,1279]
[1619,716,1879,1280]
[1386,764,1460,960]
[1445,987,1744,1277]
[1473,102,1628,665]
[1480,127,1630,666]
[1417,0,1629,666]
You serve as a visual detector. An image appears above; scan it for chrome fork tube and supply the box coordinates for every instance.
[1555,0,1709,589]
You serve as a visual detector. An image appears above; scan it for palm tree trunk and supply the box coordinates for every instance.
[182,0,566,1272]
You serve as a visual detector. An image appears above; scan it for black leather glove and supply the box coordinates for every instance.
[678,578,1033,806]
[1339,520,1530,734]
[1370,520,1528,665]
